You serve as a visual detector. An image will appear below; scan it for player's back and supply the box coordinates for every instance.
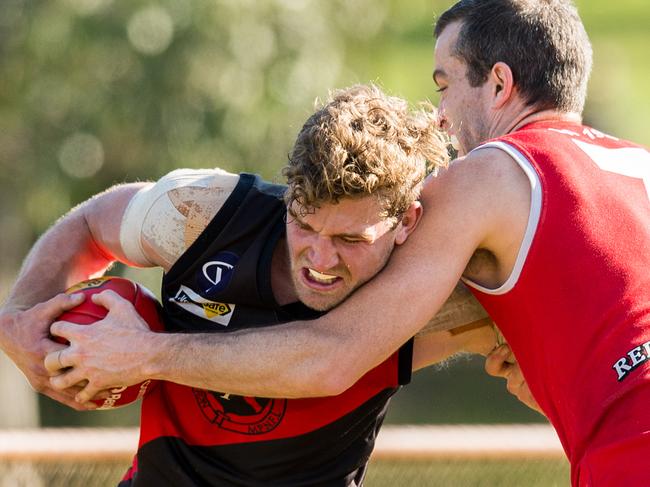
[465,121,650,484]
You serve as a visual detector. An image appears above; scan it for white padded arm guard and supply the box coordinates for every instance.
[119,168,239,269]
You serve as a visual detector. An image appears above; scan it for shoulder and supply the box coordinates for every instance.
[426,145,531,204]
[152,167,240,194]
[421,145,533,271]
[120,168,241,270]
[423,146,525,216]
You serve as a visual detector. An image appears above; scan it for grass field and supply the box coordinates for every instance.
[0,457,570,486]
[366,458,570,486]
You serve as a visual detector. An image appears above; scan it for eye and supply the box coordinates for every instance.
[339,236,364,245]
[435,86,447,93]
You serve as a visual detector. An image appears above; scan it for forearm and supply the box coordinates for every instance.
[150,216,471,397]
[148,267,453,397]
[412,319,496,371]
[146,323,347,398]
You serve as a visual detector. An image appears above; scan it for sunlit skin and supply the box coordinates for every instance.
[285,196,421,311]
[433,21,493,155]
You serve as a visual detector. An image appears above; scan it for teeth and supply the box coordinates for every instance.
[450,135,460,151]
[307,268,337,284]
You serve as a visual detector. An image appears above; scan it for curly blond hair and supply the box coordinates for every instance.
[284,84,449,220]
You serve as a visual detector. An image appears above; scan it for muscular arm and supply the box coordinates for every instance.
[55,148,527,401]
[145,149,528,397]
[1,168,239,407]
[49,277,496,399]
[0,184,143,408]
[139,169,484,395]
[3,185,143,310]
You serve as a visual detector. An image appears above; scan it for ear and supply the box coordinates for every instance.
[490,62,514,109]
[394,201,423,245]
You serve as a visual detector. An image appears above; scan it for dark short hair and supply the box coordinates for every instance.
[434,0,592,113]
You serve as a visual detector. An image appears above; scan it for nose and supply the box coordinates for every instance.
[437,110,448,131]
[307,236,339,271]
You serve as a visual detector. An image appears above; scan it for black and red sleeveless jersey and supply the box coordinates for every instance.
[119,173,413,486]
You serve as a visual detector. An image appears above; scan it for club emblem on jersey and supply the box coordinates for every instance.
[193,389,286,435]
[197,251,239,296]
[170,285,235,326]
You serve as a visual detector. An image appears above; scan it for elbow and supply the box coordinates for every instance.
[296,354,365,397]
[277,325,371,398]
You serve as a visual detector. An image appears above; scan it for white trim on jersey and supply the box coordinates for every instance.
[461,141,543,295]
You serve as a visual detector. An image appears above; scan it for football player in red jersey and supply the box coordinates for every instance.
[43,1,649,485]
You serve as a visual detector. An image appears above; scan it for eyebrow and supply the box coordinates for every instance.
[293,216,372,241]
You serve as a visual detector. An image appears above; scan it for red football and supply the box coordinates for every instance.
[54,276,165,410]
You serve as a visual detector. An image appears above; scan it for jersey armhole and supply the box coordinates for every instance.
[461,141,543,295]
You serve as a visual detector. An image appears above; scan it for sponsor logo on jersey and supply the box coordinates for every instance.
[192,388,286,435]
[170,285,235,326]
[65,277,112,293]
[612,340,650,381]
[196,251,239,296]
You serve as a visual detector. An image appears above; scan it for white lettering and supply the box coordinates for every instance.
[643,341,650,357]
[628,346,646,367]
[548,128,580,137]
[613,357,632,381]
[573,140,650,201]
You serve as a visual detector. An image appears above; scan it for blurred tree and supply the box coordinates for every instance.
[0,0,648,427]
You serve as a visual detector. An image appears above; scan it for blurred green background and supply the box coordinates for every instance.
[1,0,648,428]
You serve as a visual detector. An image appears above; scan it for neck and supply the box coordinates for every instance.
[506,109,582,134]
[270,237,299,306]
[487,92,583,141]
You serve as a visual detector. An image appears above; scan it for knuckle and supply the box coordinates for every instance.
[506,381,519,395]
[89,376,107,390]
[49,321,62,335]
[484,362,498,376]
[30,302,46,317]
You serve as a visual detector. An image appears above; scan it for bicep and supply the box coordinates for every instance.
[83,183,150,265]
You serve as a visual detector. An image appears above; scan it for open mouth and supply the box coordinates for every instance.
[302,267,342,288]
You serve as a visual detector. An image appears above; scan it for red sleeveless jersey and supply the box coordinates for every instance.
[466,121,650,485]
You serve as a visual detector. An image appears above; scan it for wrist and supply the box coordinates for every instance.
[140,331,171,381]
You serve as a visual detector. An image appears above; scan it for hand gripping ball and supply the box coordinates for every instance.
[54,276,165,409]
